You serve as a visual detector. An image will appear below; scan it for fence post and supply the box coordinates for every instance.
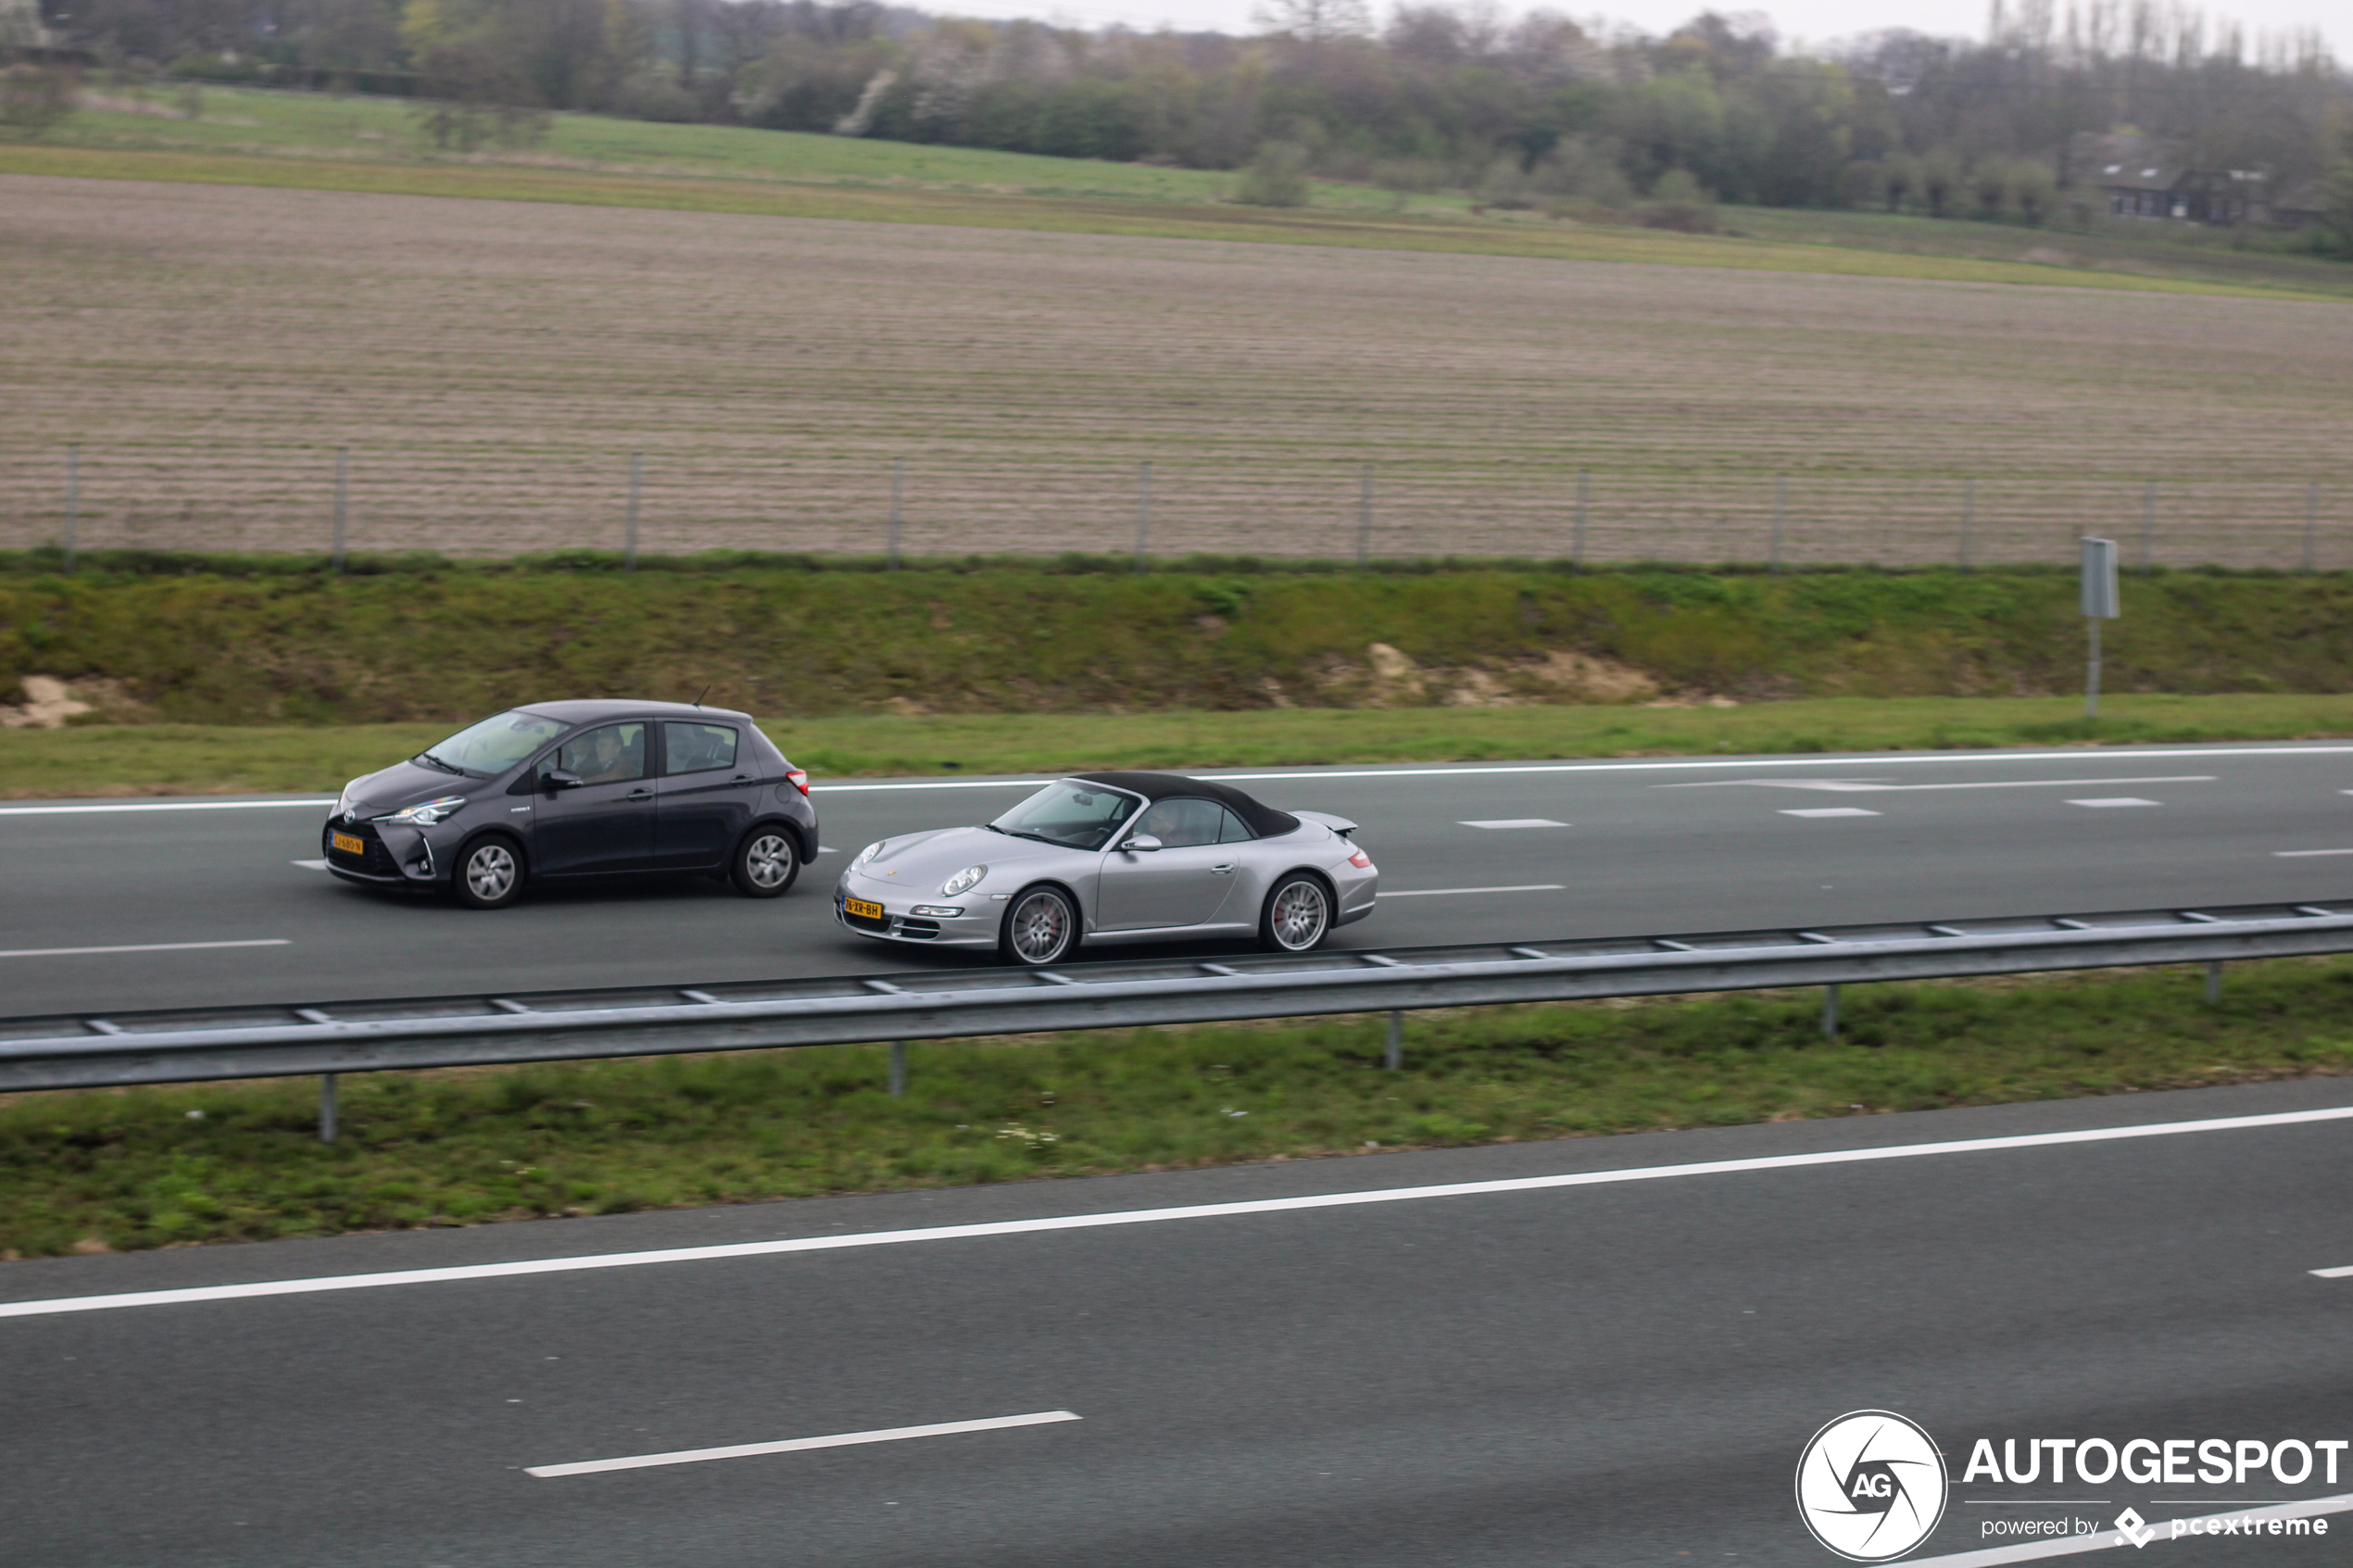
[2306,483,2320,573]
[332,446,348,573]
[2138,481,2155,574]
[1958,476,1974,571]
[624,452,642,571]
[1356,463,1374,566]
[1132,461,1152,570]
[887,1040,907,1098]
[318,1073,337,1143]
[1821,985,1840,1040]
[63,444,79,574]
[1384,1010,1402,1071]
[887,458,903,571]
[1769,473,1787,572]
[1571,469,1590,568]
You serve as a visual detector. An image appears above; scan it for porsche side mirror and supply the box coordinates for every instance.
[543,769,584,793]
[1120,834,1163,853]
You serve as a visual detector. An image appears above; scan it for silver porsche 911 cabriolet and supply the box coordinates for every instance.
[834,771,1378,965]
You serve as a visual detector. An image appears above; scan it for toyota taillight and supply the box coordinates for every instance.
[786,769,810,795]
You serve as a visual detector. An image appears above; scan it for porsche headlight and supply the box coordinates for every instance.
[851,841,884,870]
[379,796,468,826]
[940,864,987,897]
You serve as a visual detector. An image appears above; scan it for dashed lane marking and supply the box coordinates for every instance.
[1780,808,1881,818]
[525,1411,1083,1478]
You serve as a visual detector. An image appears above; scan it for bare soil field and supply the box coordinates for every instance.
[5,174,2349,566]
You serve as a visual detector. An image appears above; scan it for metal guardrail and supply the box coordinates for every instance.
[4,900,2350,1098]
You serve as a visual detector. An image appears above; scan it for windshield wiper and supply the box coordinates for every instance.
[982,822,1010,834]
[413,751,465,774]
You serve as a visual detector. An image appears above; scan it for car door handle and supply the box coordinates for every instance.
[625,788,653,800]
[1210,863,1237,874]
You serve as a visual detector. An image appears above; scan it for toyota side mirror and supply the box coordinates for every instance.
[543,769,583,793]
[1120,834,1163,853]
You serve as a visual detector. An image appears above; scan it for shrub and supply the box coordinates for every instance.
[1233,141,1311,207]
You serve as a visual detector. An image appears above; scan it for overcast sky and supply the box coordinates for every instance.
[928,0,2350,62]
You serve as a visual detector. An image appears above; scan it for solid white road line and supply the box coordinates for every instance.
[2066,798,2159,808]
[1458,819,1567,829]
[800,746,2353,793]
[1906,1492,2353,1565]
[0,939,291,960]
[2273,849,2353,858]
[525,1411,1082,1479]
[2310,1264,2353,1278]
[1666,776,2214,793]
[0,798,337,816]
[6,1103,2350,1323]
[1379,884,1567,897]
[1781,808,1881,818]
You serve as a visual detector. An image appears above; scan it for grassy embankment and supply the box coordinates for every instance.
[7,958,2350,1258]
[5,85,2347,300]
[8,560,2353,794]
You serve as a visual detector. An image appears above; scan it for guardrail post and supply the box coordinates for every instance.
[887,1040,906,1098]
[1384,1010,1402,1071]
[318,1073,337,1143]
[1821,985,1840,1040]
[2205,961,2221,1005]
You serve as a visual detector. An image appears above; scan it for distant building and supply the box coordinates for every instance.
[2067,132,2277,225]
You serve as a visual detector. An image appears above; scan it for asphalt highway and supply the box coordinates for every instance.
[4,1079,2351,1567]
[5,741,2353,1018]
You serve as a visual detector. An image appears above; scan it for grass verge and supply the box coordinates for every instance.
[7,960,2348,1258]
[5,143,2341,302]
[6,694,2353,798]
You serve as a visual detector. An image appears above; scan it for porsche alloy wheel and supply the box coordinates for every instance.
[1002,886,1078,967]
[1259,873,1330,953]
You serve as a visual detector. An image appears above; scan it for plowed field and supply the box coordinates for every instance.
[6,174,2349,566]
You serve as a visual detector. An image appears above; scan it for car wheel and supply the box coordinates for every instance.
[731,828,799,898]
[1259,872,1330,953]
[453,835,524,910]
[1000,885,1078,967]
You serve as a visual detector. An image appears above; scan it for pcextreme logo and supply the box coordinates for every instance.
[1795,1411,1950,1562]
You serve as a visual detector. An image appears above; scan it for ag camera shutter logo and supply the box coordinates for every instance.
[1796,1411,1949,1562]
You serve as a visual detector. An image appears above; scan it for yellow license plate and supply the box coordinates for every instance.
[844,897,885,921]
[331,831,365,855]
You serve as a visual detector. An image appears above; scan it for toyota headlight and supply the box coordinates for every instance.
[335,778,363,817]
[379,796,468,826]
[851,841,884,870]
[940,864,987,897]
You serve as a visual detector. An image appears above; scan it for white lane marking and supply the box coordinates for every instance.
[1905,1491,2353,1565]
[1780,808,1881,818]
[0,798,337,816]
[801,747,2353,793]
[1458,819,1567,829]
[2273,848,2353,858]
[2067,798,2158,809]
[0,939,291,960]
[2311,1264,2353,1278]
[1665,776,2214,793]
[6,1103,2350,1323]
[291,859,328,870]
[1379,884,1567,897]
[526,1411,1081,1479]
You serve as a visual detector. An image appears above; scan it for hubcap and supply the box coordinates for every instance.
[746,834,792,888]
[467,844,516,901]
[1271,881,1327,949]
[1010,892,1070,963]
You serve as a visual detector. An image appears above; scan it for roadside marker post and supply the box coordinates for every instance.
[2081,535,2120,718]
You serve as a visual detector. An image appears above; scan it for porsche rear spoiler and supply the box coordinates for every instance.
[1292,810,1358,837]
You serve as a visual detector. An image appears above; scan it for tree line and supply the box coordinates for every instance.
[28,0,2353,241]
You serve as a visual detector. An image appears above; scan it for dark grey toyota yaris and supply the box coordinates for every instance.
[321,700,819,909]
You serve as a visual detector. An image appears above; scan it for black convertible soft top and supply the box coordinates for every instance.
[1066,771,1301,840]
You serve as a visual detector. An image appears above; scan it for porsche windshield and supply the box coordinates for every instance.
[988,781,1141,852]
[420,710,569,779]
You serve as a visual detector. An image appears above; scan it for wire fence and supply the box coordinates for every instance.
[2,445,2341,571]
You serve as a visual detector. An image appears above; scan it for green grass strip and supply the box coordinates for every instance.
[7,960,2349,1258]
[6,694,2353,798]
[5,144,2337,302]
